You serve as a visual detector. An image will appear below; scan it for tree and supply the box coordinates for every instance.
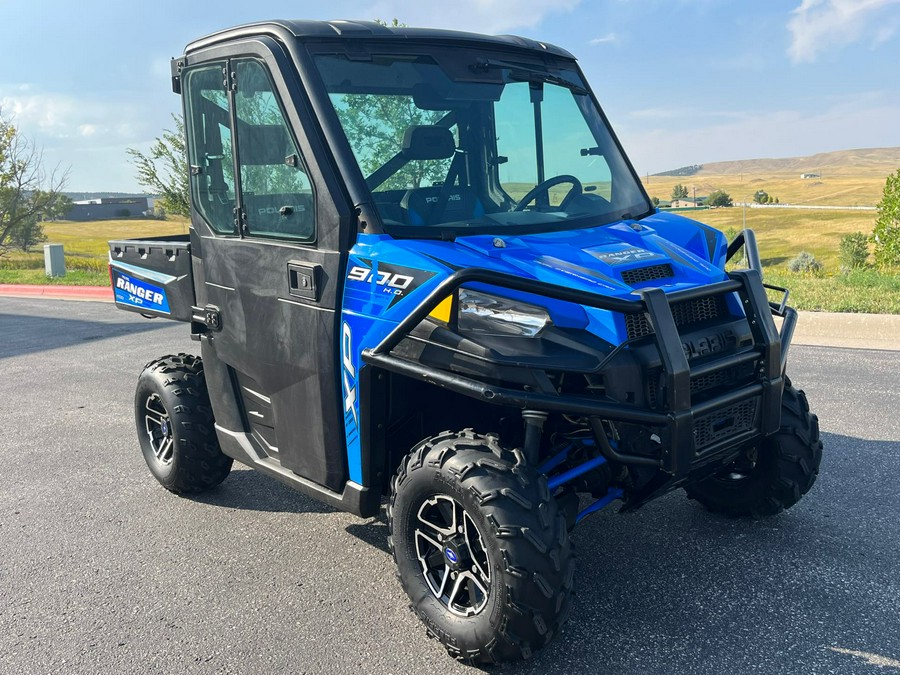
[753,190,769,204]
[320,18,453,191]
[127,114,190,218]
[706,190,733,207]
[0,109,69,255]
[671,184,688,200]
[872,167,900,266]
[10,218,46,251]
[650,196,660,207]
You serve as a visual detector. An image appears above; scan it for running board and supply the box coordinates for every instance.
[215,426,381,518]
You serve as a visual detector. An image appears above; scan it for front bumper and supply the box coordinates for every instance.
[362,262,795,483]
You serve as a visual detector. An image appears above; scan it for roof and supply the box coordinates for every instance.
[184,19,575,59]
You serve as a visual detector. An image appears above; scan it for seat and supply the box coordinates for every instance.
[400,186,485,225]
[397,125,485,225]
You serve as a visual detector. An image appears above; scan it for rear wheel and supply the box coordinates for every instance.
[134,353,232,494]
[685,378,822,517]
[388,430,574,664]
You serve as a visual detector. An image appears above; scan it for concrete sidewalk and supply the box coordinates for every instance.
[789,311,899,351]
[1,283,898,351]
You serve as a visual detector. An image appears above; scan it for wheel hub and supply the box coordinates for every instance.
[144,393,175,466]
[414,494,491,617]
[443,537,473,570]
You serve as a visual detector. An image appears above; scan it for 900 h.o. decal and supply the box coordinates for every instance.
[345,257,436,307]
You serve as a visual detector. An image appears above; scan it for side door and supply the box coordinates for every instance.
[182,44,350,493]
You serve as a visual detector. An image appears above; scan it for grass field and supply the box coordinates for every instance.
[679,207,876,271]
[0,219,188,274]
[644,171,885,208]
[642,147,898,209]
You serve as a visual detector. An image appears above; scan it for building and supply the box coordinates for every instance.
[66,197,150,221]
[800,173,821,179]
[669,197,705,208]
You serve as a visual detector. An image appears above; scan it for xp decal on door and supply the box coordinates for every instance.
[110,20,821,663]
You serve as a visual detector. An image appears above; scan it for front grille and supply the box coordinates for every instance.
[625,313,655,340]
[621,264,674,285]
[646,360,756,410]
[690,361,756,397]
[693,397,759,450]
[625,295,727,340]
[671,295,725,326]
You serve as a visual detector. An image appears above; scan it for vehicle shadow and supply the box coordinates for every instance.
[345,518,391,555]
[0,311,173,360]
[192,467,338,516]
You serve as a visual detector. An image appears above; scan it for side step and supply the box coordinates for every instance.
[215,426,381,518]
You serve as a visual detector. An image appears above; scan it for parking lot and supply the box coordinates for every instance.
[1,296,899,674]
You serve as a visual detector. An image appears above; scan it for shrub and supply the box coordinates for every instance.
[787,251,823,274]
[873,168,900,266]
[839,231,869,273]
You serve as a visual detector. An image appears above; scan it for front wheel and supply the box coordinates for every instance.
[134,353,232,494]
[387,430,574,664]
[685,378,822,517]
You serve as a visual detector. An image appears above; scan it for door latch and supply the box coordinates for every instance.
[191,304,223,339]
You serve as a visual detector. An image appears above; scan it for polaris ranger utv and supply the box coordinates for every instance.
[110,20,822,663]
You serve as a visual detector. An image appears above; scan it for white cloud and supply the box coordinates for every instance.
[0,87,176,191]
[0,90,141,141]
[787,0,900,63]
[618,94,900,175]
[363,0,581,34]
[589,33,617,45]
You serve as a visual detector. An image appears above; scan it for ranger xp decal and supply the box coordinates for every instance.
[345,257,437,308]
[586,245,665,266]
[112,269,170,314]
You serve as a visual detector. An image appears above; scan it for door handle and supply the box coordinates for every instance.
[288,261,320,301]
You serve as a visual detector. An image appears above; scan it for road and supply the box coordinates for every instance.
[1,297,898,674]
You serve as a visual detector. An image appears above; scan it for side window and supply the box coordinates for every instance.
[184,64,236,234]
[234,60,315,242]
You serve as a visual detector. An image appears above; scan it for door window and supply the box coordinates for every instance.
[184,64,236,234]
[234,60,315,242]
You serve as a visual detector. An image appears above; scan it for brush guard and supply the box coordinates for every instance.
[362,229,796,519]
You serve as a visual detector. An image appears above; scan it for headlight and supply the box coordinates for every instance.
[456,289,552,338]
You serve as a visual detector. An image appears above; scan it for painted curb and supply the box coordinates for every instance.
[0,284,112,302]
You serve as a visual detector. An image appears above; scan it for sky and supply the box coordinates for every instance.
[1,0,898,192]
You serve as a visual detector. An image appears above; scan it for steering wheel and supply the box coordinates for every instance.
[514,174,583,212]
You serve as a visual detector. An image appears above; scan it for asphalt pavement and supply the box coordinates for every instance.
[1,297,899,675]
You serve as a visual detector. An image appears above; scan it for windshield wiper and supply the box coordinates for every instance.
[470,58,588,95]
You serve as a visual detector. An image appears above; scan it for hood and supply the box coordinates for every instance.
[453,219,727,300]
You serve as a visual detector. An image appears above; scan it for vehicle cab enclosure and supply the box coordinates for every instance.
[109,20,798,519]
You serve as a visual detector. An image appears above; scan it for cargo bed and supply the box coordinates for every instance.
[108,234,194,321]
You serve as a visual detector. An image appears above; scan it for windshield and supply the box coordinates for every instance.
[313,48,651,237]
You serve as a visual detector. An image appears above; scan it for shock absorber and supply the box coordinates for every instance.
[521,409,548,465]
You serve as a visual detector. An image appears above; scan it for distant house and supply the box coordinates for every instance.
[65,197,150,221]
[669,197,705,208]
[800,173,821,179]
